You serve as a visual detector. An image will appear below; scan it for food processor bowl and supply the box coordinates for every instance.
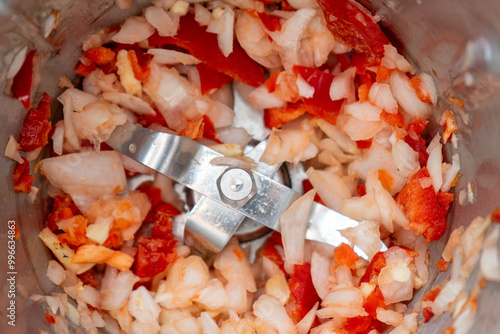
[0,0,499,332]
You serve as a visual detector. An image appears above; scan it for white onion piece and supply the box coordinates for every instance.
[58,88,99,112]
[148,49,201,65]
[349,143,407,195]
[392,139,419,177]
[265,271,290,305]
[86,216,113,245]
[315,119,360,155]
[381,45,414,74]
[52,121,65,156]
[217,126,252,148]
[281,190,315,265]
[270,8,316,71]
[320,287,368,318]
[101,267,139,311]
[389,70,432,120]
[155,256,210,308]
[296,75,315,98]
[341,192,381,223]
[111,16,155,44]
[286,0,318,8]
[419,72,438,105]
[342,115,384,141]
[213,8,235,57]
[329,67,356,103]
[249,85,286,109]
[39,151,127,197]
[214,239,257,293]
[116,49,142,96]
[427,143,443,193]
[115,0,131,9]
[310,251,332,299]
[194,3,212,26]
[344,101,383,121]
[480,224,500,281]
[128,286,161,324]
[306,167,351,212]
[296,302,319,334]
[102,93,155,116]
[376,308,403,327]
[4,135,24,164]
[47,260,67,286]
[199,312,221,334]
[194,279,228,311]
[6,45,28,81]
[253,295,296,334]
[432,277,466,317]
[369,82,398,114]
[225,281,247,314]
[144,6,179,37]
[441,153,460,192]
[261,128,316,165]
[340,220,381,260]
[378,247,415,304]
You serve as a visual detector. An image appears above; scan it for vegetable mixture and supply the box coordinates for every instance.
[5,0,500,334]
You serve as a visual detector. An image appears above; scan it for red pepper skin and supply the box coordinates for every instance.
[359,251,386,284]
[288,263,320,322]
[12,157,34,193]
[78,268,100,288]
[47,195,81,231]
[196,63,233,95]
[135,235,177,278]
[317,0,390,58]
[292,65,344,124]
[148,12,265,87]
[247,9,282,32]
[11,50,36,110]
[421,287,441,322]
[404,119,429,166]
[342,316,372,333]
[396,167,448,242]
[264,101,309,130]
[18,93,52,152]
[380,110,404,128]
[262,231,286,274]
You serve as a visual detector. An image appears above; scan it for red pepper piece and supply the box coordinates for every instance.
[437,192,453,214]
[264,101,309,129]
[351,52,382,76]
[396,167,448,242]
[342,315,372,333]
[137,108,167,127]
[75,62,97,77]
[359,251,386,284]
[262,231,286,274]
[201,115,221,143]
[380,110,404,127]
[317,0,390,58]
[136,184,163,208]
[422,286,441,322]
[11,50,36,110]
[404,119,429,166]
[78,268,100,288]
[302,179,325,204]
[247,9,282,32]
[179,118,205,140]
[47,195,81,231]
[292,65,343,124]
[196,63,234,95]
[363,287,387,318]
[103,228,124,249]
[147,202,181,240]
[288,263,320,322]
[44,313,55,324]
[18,111,52,152]
[491,207,500,223]
[356,139,372,149]
[37,92,52,118]
[12,157,34,193]
[135,235,177,278]
[357,184,367,197]
[334,243,360,269]
[57,215,88,247]
[84,47,116,66]
[127,49,151,83]
[149,12,265,87]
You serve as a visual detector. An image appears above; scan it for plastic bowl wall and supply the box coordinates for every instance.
[0,0,499,333]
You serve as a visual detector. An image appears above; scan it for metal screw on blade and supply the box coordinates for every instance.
[217,168,257,207]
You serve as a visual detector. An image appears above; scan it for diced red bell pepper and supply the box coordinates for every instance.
[75,62,97,77]
[302,179,324,204]
[57,215,88,247]
[356,139,372,149]
[47,195,81,231]
[396,167,448,242]
[137,108,167,127]
[376,65,394,82]
[12,157,34,193]
[147,202,181,240]
[201,115,221,143]
[351,52,382,76]
[317,0,390,58]
[491,207,500,223]
[18,105,52,152]
[78,268,100,288]
[247,9,282,32]
[380,110,404,128]
[37,92,52,118]
[362,287,386,318]
[264,101,310,129]
[136,184,163,209]
[103,228,124,249]
[436,259,449,272]
[359,251,386,284]
[262,231,286,274]
[422,286,441,322]
[197,63,234,95]
[135,235,177,278]
[292,65,344,124]
[288,263,320,322]
[44,313,56,324]
[149,12,265,87]
[410,76,432,104]
[84,47,116,66]
[179,118,205,140]
[334,243,360,269]
[404,119,429,166]
[11,50,36,110]
[127,49,151,83]
[342,315,372,333]
[357,184,367,197]
[437,192,453,214]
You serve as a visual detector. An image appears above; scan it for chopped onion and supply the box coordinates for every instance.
[101,267,139,310]
[480,224,500,281]
[376,307,403,327]
[392,139,420,177]
[369,82,398,114]
[306,167,352,212]
[194,3,212,26]
[319,287,368,318]
[144,6,179,37]
[102,93,155,116]
[419,72,438,105]
[148,49,201,65]
[340,220,381,260]
[329,67,356,103]
[111,16,155,44]
[432,277,466,317]
[39,151,127,198]
[46,260,67,286]
[52,121,65,156]
[4,135,24,164]
[281,190,315,265]
[249,85,286,109]
[310,251,332,299]
[427,142,443,193]
[296,74,315,98]
[128,286,161,323]
[345,101,383,121]
[225,281,247,314]
[265,271,290,305]
[342,115,384,141]
[193,279,228,311]
[86,216,113,245]
[253,294,296,334]
[441,153,460,192]
[389,70,432,120]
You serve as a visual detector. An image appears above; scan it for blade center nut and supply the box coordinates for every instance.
[217,167,257,206]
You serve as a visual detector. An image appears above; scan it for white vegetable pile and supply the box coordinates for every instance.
[5,0,499,333]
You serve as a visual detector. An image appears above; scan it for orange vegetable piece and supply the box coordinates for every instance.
[334,243,359,269]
